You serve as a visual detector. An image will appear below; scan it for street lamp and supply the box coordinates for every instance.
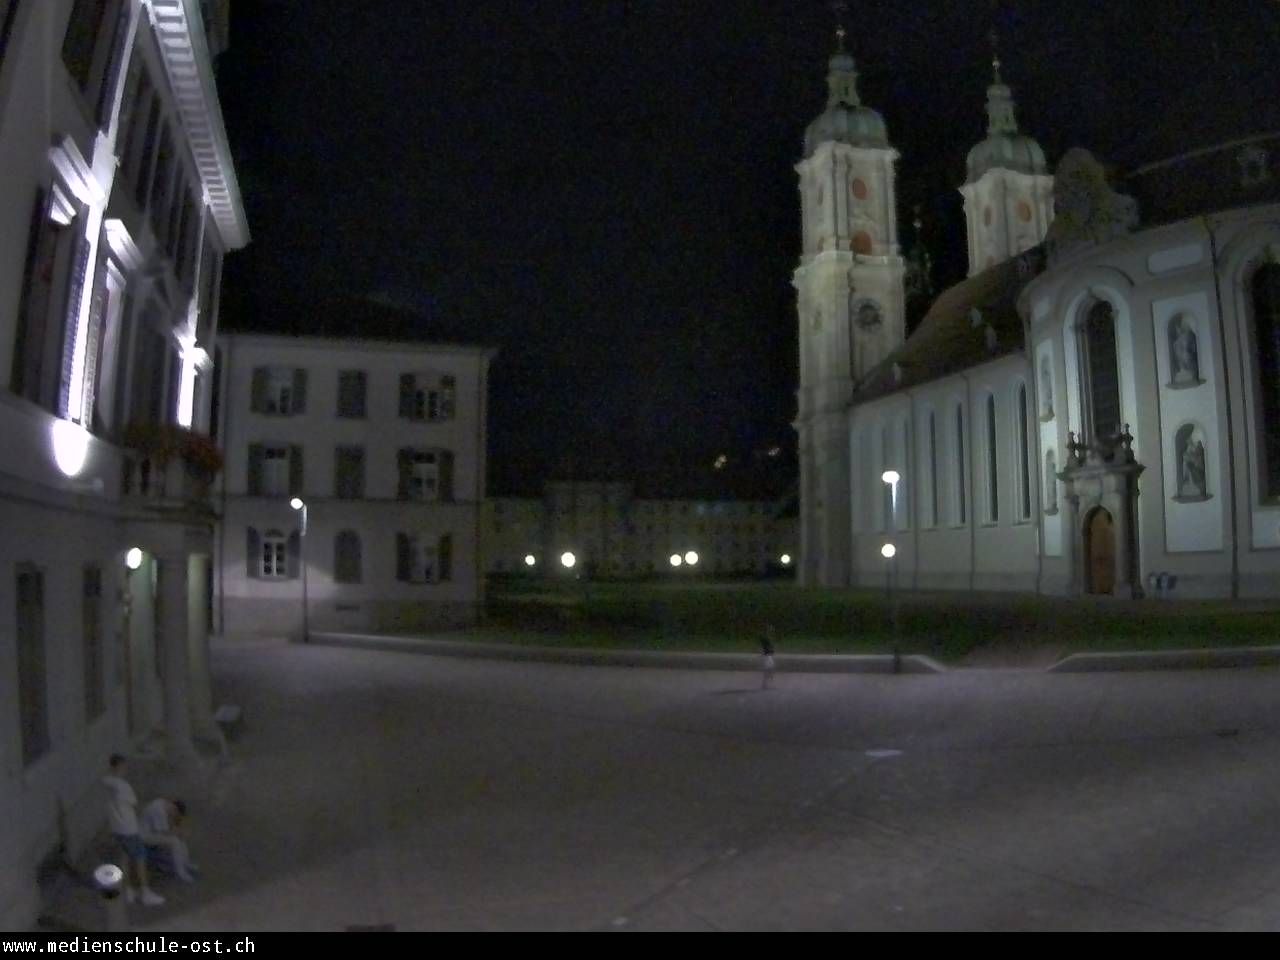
[669,553,683,568]
[560,551,576,570]
[780,553,792,567]
[684,550,699,567]
[881,541,900,673]
[290,497,309,643]
[125,547,143,571]
[524,554,537,569]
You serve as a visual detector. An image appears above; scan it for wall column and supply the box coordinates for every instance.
[158,552,198,767]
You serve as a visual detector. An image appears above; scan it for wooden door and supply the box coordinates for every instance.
[1086,508,1116,595]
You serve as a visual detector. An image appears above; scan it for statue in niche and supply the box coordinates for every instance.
[1169,315,1201,386]
[1039,355,1054,419]
[1175,424,1208,500]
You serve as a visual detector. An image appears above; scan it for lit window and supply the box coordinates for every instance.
[399,372,456,421]
[261,530,287,579]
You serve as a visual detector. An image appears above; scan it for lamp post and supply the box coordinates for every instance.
[881,468,902,675]
[290,497,309,643]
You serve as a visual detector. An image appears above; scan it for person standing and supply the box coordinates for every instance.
[103,755,165,906]
[760,624,777,690]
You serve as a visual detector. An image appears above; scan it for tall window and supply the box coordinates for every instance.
[62,0,111,90]
[248,443,300,497]
[928,411,939,528]
[396,533,453,583]
[337,370,366,418]
[1,1,20,65]
[1253,263,1280,498]
[1082,301,1122,443]
[985,395,999,523]
[260,530,287,579]
[1017,385,1032,521]
[16,564,49,767]
[334,531,362,584]
[955,404,967,525]
[334,446,365,500]
[83,565,105,721]
[398,449,454,502]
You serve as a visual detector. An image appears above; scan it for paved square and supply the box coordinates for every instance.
[135,639,1280,931]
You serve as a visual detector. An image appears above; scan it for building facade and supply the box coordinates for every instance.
[484,481,797,578]
[214,335,494,635]
[0,0,247,928]
[797,37,1280,601]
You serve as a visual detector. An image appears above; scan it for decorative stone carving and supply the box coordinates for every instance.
[853,298,882,330]
[1044,448,1059,514]
[1168,314,1202,387]
[1045,148,1139,263]
[1039,354,1054,420]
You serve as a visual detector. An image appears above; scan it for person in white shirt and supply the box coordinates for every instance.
[102,754,164,907]
[140,797,196,883]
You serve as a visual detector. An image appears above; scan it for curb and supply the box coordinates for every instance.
[1049,645,1280,673]
[308,631,947,675]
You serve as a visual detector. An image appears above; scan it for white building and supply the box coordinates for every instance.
[214,334,494,635]
[484,481,797,578]
[797,36,1280,600]
[0,0,247,928]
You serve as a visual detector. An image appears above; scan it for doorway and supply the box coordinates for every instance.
[1084,507,1116,595]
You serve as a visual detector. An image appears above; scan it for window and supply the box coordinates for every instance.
[1082,301,1121,444]
[17,565,49,766]
[399,372,456,421]
[928,411,939,528]
[397,448,454,502]
[62,0,111,90]
[10,188,76,407]
[251,366,307,415]
[955,404,967,525]
[334,531,362,584]
[1,1,20,65]
[248,443,301,497]
[83,564,105,721]
[149,129,175,241]
[396,533,453,583]
[1017,385,1032,521]
[334,446,365,500]
[260,530,287,579]
[986,394,999,524]
[337,370,366,418]
[133,99,161,208]
[1253,263,1280,498]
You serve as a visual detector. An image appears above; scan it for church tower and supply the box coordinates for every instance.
[794,27,906,587]
[959,44,1054,275]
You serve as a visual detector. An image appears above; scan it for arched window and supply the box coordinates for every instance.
[955,404,967,525]
[1017,384,1032,521]
[1253,263,1280,497]
[1082,301,1122,444]
[986,394,999,523]
[334,530,362,584]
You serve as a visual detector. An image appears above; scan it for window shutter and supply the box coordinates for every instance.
[287,530,301,579]
[441,375,456,419]
[247,443,264,496]
[398,374,414,418]
[397,448,411,500]
[440,450,455,502]
[395,533,410,582]
[289,445,304,496]
[246,527,261,579]
[293,368,307,414]
[250,367,268,412]
[439,533,453,582]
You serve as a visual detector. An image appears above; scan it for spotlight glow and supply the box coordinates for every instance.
[125,548,143,571]
[51,419,90,477]
[881,543,897,560]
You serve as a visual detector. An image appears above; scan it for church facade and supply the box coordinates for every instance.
[795,41,1280,600]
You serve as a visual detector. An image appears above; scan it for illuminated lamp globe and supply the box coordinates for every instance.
[51,419,90,477]
[684,551,699,566]
[880,543,897,560]
[881,470,900,486]
[669,554,683,567]
[560,551,577,570]
[125,548,144,571]
[780,554,792,566]
[524,554,537,567]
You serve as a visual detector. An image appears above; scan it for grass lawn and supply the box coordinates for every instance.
[474,578,1280,663]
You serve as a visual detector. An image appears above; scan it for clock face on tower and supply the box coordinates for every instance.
[853,299,883,330]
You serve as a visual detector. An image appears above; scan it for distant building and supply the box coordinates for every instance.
[214,334,494,634]
[0,0,247,928]
[797,35,1280,599]
[484,481,797,577]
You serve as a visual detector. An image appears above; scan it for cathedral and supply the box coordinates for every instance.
[794,35,1280,599]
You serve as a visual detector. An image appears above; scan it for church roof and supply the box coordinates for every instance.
[854,252,1042,404]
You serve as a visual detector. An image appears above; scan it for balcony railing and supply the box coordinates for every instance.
[120,423,223,511]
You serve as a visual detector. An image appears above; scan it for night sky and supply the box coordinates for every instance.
[216,1,1280,496]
